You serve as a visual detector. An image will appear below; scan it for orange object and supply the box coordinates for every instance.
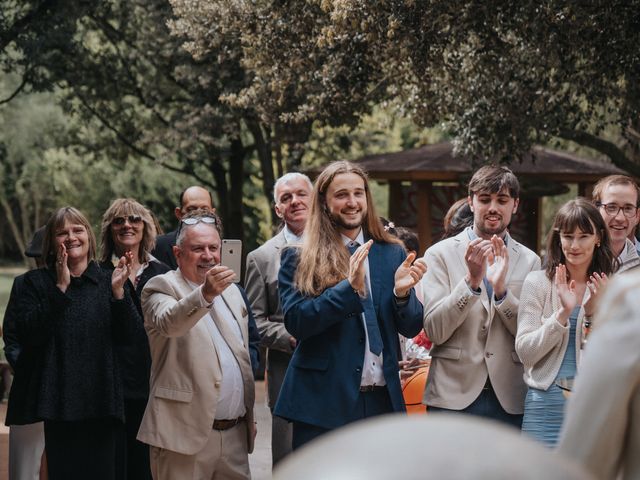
[402,363,430,415]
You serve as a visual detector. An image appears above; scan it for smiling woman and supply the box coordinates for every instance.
[11,206,142,480]
[516,198,619,447]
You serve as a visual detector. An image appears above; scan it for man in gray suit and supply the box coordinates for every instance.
[421,166,540,427]
[244,172,312,466]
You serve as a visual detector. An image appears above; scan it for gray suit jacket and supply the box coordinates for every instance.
[244,230,293,406]
[421,229,541,414]
[137,270,255,455]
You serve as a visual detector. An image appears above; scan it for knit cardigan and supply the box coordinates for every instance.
[515,270,586,390]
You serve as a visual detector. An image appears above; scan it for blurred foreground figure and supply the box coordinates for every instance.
[274,414,593,480]
[557,271,640,480]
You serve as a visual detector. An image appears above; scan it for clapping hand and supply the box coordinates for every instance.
[486,235,509,299]
[555,264,577,326]
[464,238,492,290]
[111,251,134,299]
[348,240,373,297]
[55,244,71,292]
[394,252,427,298]
[583,272,608,317]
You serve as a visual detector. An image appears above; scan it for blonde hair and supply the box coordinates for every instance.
[295,161,398,296]
[42,207,97,268]
[100,198,157,264]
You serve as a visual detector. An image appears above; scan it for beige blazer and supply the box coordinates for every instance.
[421,229,540,414]
[137,270,255,455]
[557,271,640,480]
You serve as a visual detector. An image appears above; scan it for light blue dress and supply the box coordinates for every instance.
[521,305,579,446]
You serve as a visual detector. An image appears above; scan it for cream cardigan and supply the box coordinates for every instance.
[515,270,586,390]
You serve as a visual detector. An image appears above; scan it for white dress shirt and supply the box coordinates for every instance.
[342,229,386,387]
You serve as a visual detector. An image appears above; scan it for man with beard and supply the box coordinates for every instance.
[421,165,540,427]
[245,172,312,466]
[592,174,640,272]
[273,161,426,449]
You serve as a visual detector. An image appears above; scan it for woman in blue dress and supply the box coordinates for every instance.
[516,198,618,446]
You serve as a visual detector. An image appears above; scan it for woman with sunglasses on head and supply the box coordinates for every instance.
[17,206,140,480]
[99,198,170,480]
[516,198,618,446]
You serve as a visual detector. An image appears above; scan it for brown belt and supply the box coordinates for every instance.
[213,416,245,431]
[359,385,386,392]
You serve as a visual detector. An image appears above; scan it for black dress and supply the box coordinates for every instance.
[101,259,170,480]
[17,261,141,480]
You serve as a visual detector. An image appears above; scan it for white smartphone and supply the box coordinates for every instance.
[221,239,242,283]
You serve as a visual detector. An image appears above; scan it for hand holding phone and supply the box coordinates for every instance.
[220,239,242,283]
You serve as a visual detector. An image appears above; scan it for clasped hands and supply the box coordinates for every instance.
[348,240,427,299]
[465,235,508,299]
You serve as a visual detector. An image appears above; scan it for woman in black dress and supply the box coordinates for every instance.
[99,198,169,480]
[19,206,139,480]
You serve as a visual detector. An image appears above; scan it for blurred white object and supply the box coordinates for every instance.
[274,414,594,480]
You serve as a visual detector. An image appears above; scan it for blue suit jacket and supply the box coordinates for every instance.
[273,241,423,429]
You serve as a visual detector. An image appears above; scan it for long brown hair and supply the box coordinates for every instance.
[295,161,399,296]
[42,207,97,269]
[100,198,157,264]
[545,198,618,280]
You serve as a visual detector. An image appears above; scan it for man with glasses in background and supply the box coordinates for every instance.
[152,186,215,269]
[592,175,640,272]
[138,211,260,479]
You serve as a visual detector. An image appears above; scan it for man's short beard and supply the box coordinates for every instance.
[328,211,365,231]
[475,219,507,237]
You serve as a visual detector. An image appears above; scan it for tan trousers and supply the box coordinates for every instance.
[150,423,250,480]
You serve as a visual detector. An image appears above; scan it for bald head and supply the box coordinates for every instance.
[175,186,215,221]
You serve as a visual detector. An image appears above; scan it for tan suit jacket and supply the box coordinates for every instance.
[421,229,540,414]
[137,270,255,456]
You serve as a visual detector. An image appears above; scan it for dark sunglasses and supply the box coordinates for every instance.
[112,215,143,226]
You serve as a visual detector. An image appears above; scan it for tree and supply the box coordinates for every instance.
[321,1,640,172]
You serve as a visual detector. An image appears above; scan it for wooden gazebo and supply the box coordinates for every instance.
[353,142,626,253]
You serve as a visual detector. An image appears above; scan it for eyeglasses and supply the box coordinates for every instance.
[177,216,218,236]
[112,215,143,226]
[596,202,639,219]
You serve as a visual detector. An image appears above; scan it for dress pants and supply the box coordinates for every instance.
[266,350,292,466]
[44,418,125,480]
[9,422,45,480]
[150,422,250,480]
[121,398,152,480]
[428,384,523,429]
[292,387,393,450]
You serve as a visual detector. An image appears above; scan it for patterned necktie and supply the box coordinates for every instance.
[348,243,383,355]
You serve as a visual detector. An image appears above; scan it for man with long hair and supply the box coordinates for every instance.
[421,165,540,428]
[273,161,426,449]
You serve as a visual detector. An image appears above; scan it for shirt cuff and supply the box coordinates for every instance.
[393,288,410,305]
[465,279,482,296]
[494,291,507,305]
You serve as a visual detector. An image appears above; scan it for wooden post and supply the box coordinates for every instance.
[416,181,432,254]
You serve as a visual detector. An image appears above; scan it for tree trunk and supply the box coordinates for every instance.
[246,119,278,229]
[227,138,245,241]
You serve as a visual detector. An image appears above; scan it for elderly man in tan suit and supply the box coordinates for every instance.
[138,211,260,480]
[421,165,540,427]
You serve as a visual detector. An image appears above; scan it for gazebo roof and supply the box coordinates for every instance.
[354,142,625,182]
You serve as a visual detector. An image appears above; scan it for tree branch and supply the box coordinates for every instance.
[0,75,28,104]
[557,128,640,177]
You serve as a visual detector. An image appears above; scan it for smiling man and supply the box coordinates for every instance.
[592,175,640,272]
[139,211,260,480]
[273,161,426,449]
[421,165,540,428]
[244,172,312,466]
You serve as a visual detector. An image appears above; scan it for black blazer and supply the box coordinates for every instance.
[151,230,178,270]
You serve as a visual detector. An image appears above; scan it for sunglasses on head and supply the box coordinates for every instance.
[112,215,143,226]
[177,216,218,236]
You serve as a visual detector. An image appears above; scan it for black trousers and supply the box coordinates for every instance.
[121,398,152,480]
[44,418,125,480]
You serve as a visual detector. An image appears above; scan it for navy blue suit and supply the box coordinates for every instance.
[273,241,423,432]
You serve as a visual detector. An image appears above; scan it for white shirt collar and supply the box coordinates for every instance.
[283,224,303,244]
[341,228,365,247]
